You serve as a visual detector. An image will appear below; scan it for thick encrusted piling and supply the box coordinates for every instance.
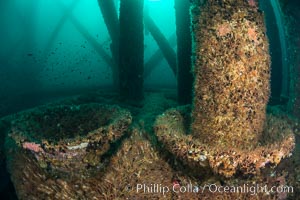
[154,0,295,178]
[192,0,270,149]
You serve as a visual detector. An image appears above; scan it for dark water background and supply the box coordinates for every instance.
[0,0,176,118]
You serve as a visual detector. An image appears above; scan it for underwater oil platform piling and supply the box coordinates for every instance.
[155,0,295,178]
[119,0,144,101]
[97,0,120,88]
[174,0,193,104]
[192,0,270,149]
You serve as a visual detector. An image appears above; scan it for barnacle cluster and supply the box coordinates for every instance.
[155,0,295,178]
[6,103,132,178]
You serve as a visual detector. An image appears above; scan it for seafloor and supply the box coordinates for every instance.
[1,90,300,199]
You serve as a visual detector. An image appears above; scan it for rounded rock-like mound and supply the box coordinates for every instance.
[6,103,132,176]
[154,107,295,178]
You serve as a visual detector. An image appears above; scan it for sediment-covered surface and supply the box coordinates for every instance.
[0,92,298,199]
